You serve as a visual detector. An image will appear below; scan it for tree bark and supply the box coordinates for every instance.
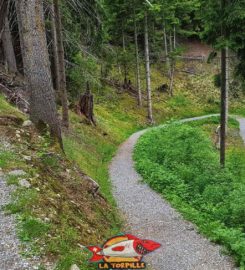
[173,25,176,49]
[16,0,63,148]
[220,0,229,167]
[169,31,173,52]
[169,30,176,97]
[53,0,69,128]
[220,47,228,167]
[225,47,229,129]
[50,2,60,93]
[163,23,170,77]
[122,30,127,85]
[0,0,8,37]
[134,7,142,107]
[2,16,17,73]
[144,11,153,123]
[169,60,175,97]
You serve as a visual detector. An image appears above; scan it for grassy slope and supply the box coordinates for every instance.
[0,95,122,269]
[0,59,244,269]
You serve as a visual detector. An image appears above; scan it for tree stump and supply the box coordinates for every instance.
[156,84,168,93]
[77,83,96,126]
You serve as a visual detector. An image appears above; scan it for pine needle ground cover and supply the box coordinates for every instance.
[134,117,245,267]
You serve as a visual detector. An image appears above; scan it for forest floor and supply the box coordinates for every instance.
[182,39,212,58]
[110,115,243,270]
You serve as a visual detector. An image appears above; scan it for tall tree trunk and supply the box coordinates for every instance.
[144,11,153,123]
[50,2,60,93]
[134,7,142,107]
[225,47,229,129]
[220,47,228,167]
[122,30,127,84]
[16,0,63,148]
[220,0,229,167]
[0,0,8,37]
[2,16,17,73]
[169,33,175,97]
[169,31,173,52]
[53,0,69,128]
[163,23,170,77]
[169,60,175,97]
[173,25,176,49]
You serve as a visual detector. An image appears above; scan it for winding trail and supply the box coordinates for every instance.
[109,115,243,270]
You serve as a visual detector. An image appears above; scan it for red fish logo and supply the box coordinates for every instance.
[85,234,161,269]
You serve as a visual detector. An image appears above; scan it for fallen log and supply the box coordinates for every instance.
[102,78,147,100]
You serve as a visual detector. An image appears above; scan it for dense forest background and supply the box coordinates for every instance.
[1,0,245,133]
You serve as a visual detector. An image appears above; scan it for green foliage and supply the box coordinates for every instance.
[200,0,245,81]
[18,218,50,242]
[40,154,60,170]
[0,150,16,169]
[0,140,23,171]
[134,122,245,266]
[117,46,136,81]
[0,94,25,119]
[167,94,190,108]
[6,189,39,215]
[55,250,94,270]
[7,175,21,186]
[68,53,101,99]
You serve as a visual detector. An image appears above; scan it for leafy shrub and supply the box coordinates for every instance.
[18,218,50,242]
[68,53,101,99]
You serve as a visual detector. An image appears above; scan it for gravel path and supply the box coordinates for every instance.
[0,137,37,270]
[237,117,245,143]
[110,115,241,270]
[0,174,35,270]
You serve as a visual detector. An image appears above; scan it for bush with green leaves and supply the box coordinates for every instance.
[134,123,245,267]
[68,53,101,99]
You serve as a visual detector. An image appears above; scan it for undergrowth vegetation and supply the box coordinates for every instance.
[2,131,121,270]
[134,117,245,267]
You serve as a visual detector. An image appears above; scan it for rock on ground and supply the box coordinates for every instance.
[8,169,27,177]
[70,264,80,270]
[19,179,31,188]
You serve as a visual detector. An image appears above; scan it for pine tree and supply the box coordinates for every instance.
[144,11,153,123]
[53,0,69,129]
[2,16,17,73]
[16,0,63,147]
